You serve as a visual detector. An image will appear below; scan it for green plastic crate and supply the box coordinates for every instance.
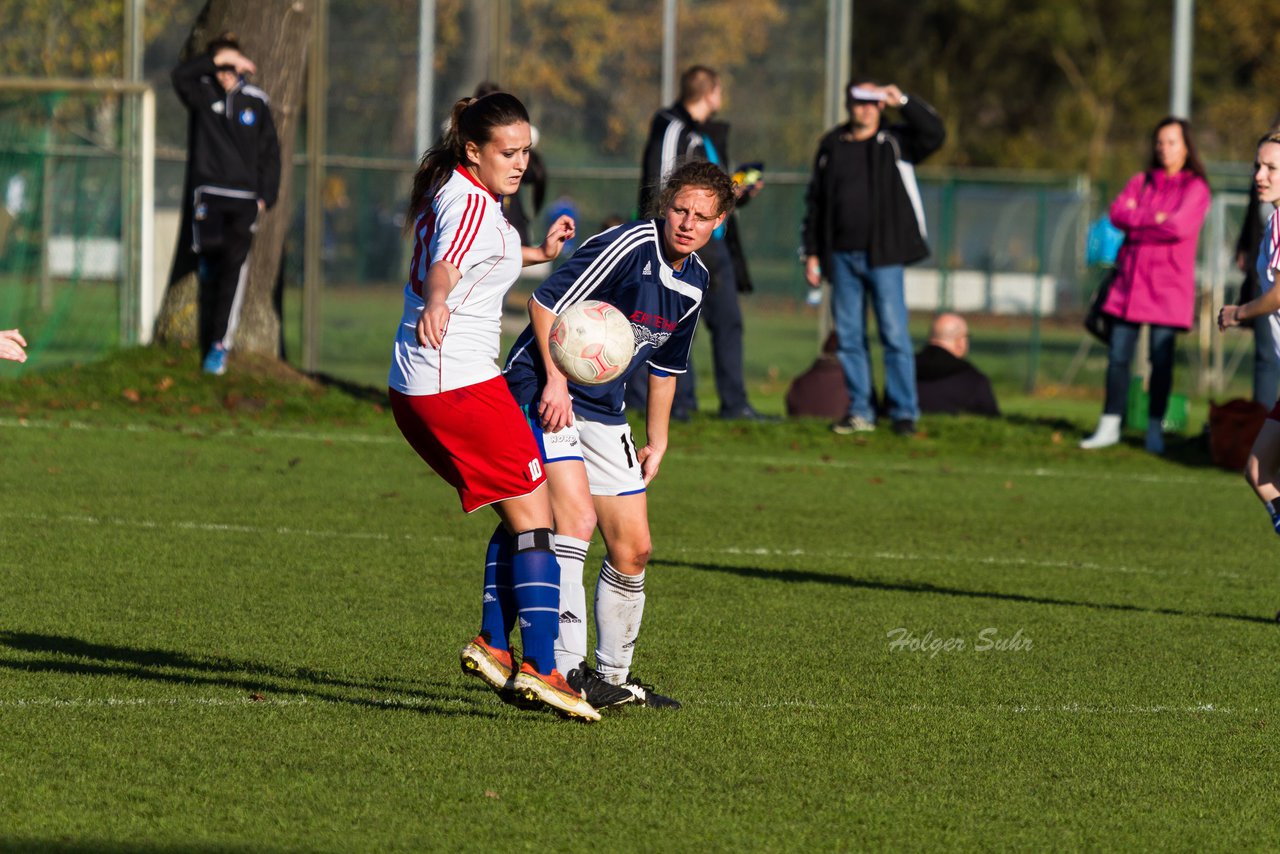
[1127,376,1189,433]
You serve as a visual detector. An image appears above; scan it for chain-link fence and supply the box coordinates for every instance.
[0,0,1260,401]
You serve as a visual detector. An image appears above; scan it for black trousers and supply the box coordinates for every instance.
[192,189,258,355]
[625,236,750,415]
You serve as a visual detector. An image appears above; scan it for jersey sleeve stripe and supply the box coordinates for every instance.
[551,224,654,312]
[443,194,483,268]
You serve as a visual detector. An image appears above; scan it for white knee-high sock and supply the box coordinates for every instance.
[594,560,645,684]
[553,535,590,674]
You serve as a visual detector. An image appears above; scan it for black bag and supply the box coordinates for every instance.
[1083,269,1117,343]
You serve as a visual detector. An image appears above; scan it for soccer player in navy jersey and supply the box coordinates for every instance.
[504,161,736,709]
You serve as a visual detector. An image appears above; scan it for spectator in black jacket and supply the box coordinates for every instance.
[172,33,280,375]
[629,65,768,421]
[802,79,945,436]
[915,313,999,417]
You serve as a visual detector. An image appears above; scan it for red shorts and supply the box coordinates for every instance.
[389,377,546,513]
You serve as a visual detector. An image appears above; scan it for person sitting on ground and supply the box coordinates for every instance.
[914,313,999,417]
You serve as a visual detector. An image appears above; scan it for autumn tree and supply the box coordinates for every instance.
[153,0,314,358]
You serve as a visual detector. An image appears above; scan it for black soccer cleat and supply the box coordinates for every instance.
[566,662,635,709]
[620,674,682,710]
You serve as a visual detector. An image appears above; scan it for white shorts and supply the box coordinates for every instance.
[535,416,645,497]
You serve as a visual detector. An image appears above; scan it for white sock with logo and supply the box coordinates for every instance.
[594,560,645,684]
[553,536,590,675]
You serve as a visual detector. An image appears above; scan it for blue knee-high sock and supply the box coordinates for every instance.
[480,525,516,650]
[511,528,559,674]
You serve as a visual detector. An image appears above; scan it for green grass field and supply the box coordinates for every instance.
[0,345,1277,850]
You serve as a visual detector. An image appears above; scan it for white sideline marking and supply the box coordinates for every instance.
[3,509,1230,579]
[0,416,1228,485]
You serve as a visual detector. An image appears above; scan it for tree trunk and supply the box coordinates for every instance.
[154,0,314,358]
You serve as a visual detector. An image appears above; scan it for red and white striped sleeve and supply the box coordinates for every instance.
[430,189,490,274]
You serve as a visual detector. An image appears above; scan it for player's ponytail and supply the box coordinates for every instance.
[405,92,530,228]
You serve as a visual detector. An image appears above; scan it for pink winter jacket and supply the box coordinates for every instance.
[1103,169,1210,329]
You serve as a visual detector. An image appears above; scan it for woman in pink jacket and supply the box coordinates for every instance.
[1080,117,1211,454]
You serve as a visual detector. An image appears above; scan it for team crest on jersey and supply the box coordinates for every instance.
[239,107,257,126]
[630,321,671,351]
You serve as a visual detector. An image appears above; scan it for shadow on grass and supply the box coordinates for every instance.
[310,371,388,406]
[0,631,507,719]
[656,558,1277,626]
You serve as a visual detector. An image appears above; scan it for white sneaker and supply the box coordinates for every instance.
[1080,414,1122,450]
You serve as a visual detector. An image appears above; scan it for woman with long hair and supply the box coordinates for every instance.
[1080,117,1211,454]
[387,92,596,721]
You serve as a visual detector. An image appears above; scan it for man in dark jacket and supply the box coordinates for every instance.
[915,313,999,417]
[629,65,767,421]
[172,33,280,375]
[802,79,944,436]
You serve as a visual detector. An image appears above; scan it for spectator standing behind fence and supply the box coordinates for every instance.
[172,33,281,376]
[1234,124,1280,405]
[1079,118,1210,455]
[629,65,768,422]
[915,313,999,417]
[802,79,945,437]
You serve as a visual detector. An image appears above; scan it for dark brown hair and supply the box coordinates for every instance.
[405,92,529,226]
[654,160,736,219]
[1147,117,1207,181]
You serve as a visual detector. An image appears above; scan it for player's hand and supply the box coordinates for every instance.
[0,328,27,362]
[537,375,574,432]
[539,215,575,262]
[416,301,450,348]
[804,255,822,287]
[637,443,665,485]
[1219,305,1242,332]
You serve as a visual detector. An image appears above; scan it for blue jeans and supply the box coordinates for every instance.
[1103,319,1177,420]
[829,251,918,422]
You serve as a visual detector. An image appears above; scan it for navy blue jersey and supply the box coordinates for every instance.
[504,219,708,425]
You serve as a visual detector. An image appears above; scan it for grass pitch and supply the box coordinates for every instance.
[0,346,1277,850]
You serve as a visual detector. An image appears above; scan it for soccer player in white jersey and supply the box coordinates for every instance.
[386,92,598,721]
[1220,132,1280,547]
[504,161,737,709]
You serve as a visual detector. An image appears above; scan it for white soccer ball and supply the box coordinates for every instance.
[549,300,635,385]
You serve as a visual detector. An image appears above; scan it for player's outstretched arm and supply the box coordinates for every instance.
[0,329,27,362]
[522,214,575,266]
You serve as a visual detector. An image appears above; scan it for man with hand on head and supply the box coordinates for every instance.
[172,32,281,376]
[802,78,945,436]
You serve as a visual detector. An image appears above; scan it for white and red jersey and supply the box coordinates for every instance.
[389,165,522,395]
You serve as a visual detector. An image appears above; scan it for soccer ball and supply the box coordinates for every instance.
[549,300,635,385]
